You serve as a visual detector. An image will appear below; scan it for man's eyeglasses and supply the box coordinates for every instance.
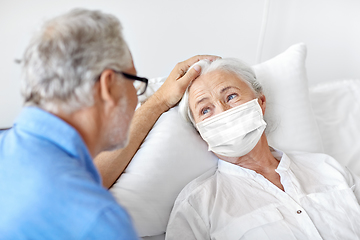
[112,70,148,96]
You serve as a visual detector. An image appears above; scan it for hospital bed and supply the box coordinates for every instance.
[1,1,358,239]
[110,43,360,240]
[108,2,360,239]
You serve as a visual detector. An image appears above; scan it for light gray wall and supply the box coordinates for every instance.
[0,0,264,128]
[1,0,359,128]
[261,0,360,85]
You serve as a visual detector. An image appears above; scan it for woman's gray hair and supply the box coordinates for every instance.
[21,8,132,113]
[178,58,262,125]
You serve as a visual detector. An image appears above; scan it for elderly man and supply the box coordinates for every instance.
[0,9,217,239]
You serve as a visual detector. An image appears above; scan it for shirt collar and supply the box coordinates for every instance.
[14,107,101,183]
[274,150,291,172]
[217,148,291,177]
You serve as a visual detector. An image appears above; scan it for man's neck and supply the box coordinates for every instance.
[52,107,101,158]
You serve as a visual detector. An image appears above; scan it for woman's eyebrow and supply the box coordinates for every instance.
[195,97,209,109]
[220,86,237,94]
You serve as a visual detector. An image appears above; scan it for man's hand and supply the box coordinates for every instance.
[152,55,220,111]
[95,55,220,188]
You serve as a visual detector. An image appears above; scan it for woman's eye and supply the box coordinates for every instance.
[227,93,238,102]
[201,108,210,115]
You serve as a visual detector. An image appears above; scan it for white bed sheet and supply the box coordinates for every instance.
[309,79,360,176]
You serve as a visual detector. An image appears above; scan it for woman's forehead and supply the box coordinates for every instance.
[189,70,251,96]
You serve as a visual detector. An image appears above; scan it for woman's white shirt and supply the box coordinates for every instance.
[165,150,360,240]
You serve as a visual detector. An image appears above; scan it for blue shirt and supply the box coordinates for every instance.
[0,107,139,240]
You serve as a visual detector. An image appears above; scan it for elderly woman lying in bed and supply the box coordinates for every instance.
[166,58,360,240]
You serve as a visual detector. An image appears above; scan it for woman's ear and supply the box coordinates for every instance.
[258,94,266,115]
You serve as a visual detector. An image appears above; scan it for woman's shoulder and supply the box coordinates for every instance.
[174,167,218,204]
[285,151,353,182]
[285,151,339,166]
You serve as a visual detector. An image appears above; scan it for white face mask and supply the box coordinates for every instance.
[196,99,266,157]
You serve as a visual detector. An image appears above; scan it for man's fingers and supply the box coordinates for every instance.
[157,55,219,109]
[178,65,201,89]
[181,55,221,69]
[174,55,220,80]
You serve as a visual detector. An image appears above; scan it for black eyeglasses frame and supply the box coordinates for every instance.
[112,70,148,96]
[96,70,149,96]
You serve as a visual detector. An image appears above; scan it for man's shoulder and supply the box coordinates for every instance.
[83,204,138,240]
[0,128,118,237]
[1,125,65,158]
[0,129,81,186]
[0,128,8,136]
[0,124,89,177]
[0,199,134,239]
[0,166,125,239]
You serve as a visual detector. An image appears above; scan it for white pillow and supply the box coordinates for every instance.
[309,79,360,176]
[110,43,324,237]
[253,43,324,153]
[110,107,218,237]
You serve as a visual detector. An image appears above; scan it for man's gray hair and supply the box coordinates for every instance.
[178,58,262,125]
[21,8,132,113]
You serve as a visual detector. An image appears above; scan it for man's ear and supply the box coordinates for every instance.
[258,94,266,115]
[98,69,117,107]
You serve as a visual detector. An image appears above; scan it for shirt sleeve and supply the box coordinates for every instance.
[165,201,210,240]
[83,206,139,240]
